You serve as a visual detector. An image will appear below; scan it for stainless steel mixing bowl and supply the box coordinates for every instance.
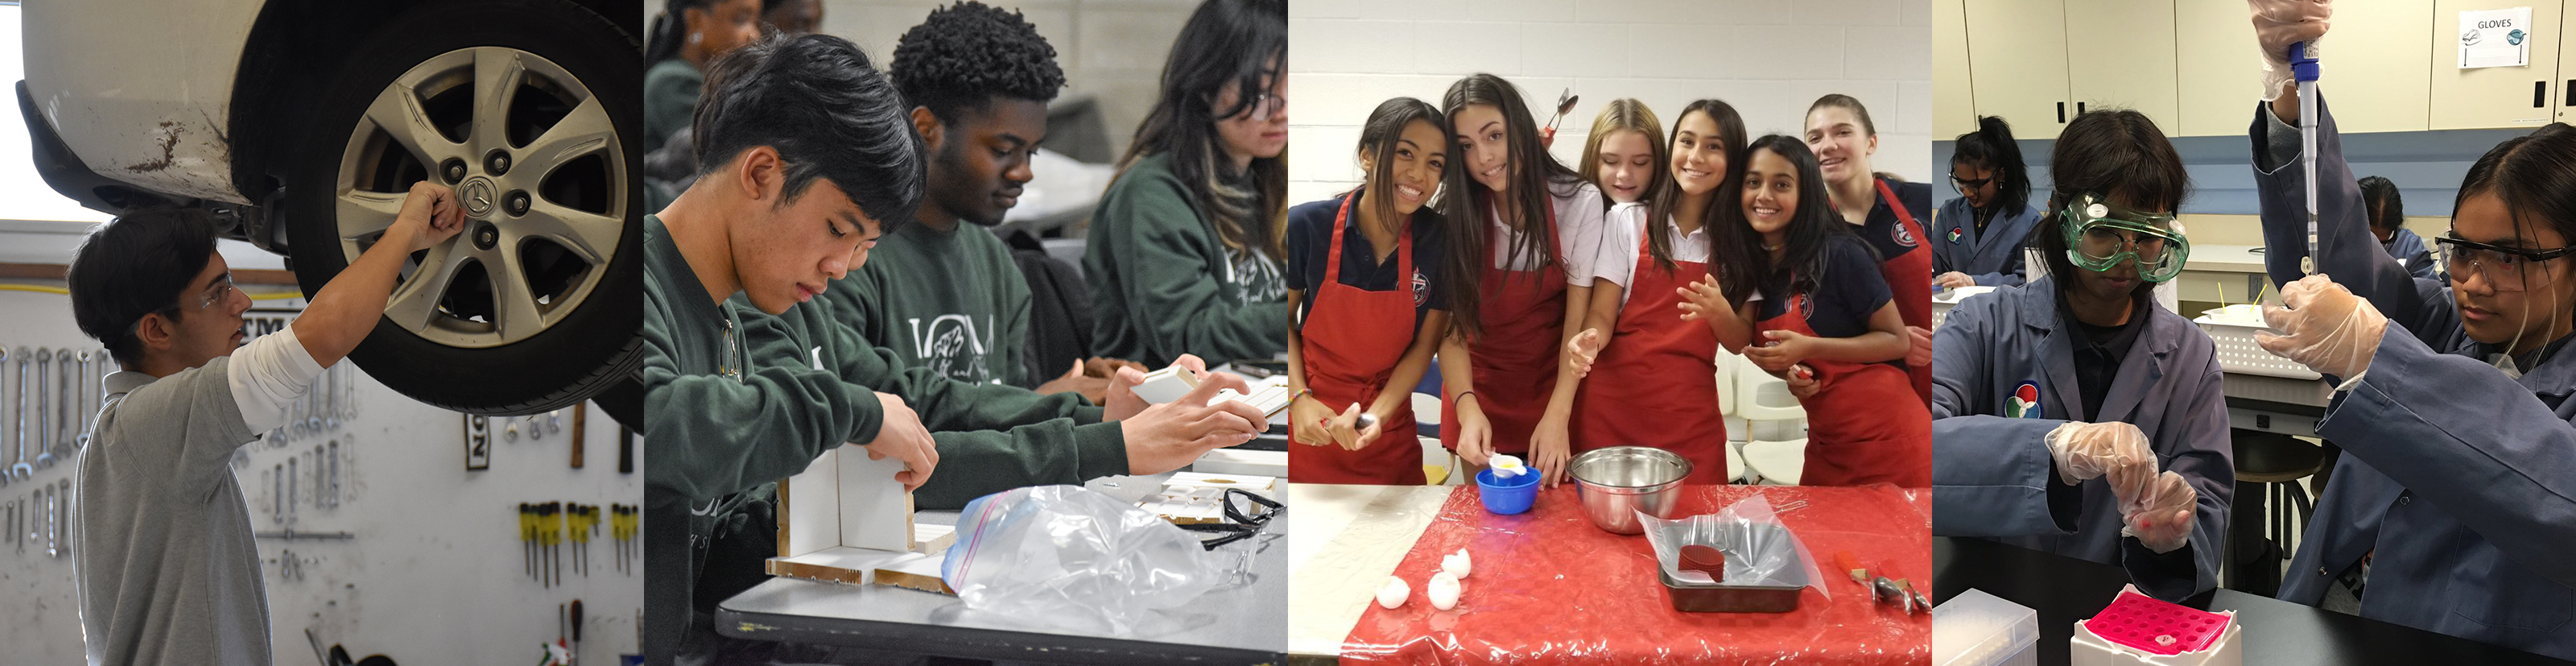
[1569,446,1693,534]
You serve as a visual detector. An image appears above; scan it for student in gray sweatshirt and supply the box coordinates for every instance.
[66,185,464,666]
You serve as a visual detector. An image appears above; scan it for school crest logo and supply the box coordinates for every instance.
[2005,380,2042,418]
[1893,221,1918,247]
[1947,226,1963,244]
[1413,268,1430,308]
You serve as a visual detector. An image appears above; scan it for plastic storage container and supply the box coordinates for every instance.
[1934,588,2039,666]
[2070,585,2241,666]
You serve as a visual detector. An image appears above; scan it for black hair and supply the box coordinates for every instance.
[1437,72,1587,336]
[2357,175,2404,231]
[1951,115,2031,216]
[1116,0,1287,265]
[1354,97,1451,234]
[1648,98,1747,274]
[891,2,1066,126]
[66,207,219,366]
[2458,123,2576,278]
[2036,108,2188,298]
[646,0,723,66]
[691,33,926,232]
[1719,135,1853,306]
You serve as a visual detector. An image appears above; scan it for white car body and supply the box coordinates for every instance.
[21,0,265,205]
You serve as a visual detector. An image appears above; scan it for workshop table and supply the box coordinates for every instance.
[715,473,1288,664]
[1290,482,1933,665]
[1933,536,2575,665]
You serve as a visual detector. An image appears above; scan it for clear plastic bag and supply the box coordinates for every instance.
[1638,493,1830,600]
[939,485,1228,635]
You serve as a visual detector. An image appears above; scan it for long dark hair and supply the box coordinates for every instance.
[2036,109,2188,298]
[645,0,720,66]
[1438,72,1586,335]
[1645,98,1746,274]
[2357,176,2404,231]
[1719,136,1852,306]
[1355,97,1451,234]
[2458,123,2576,279]
[1951,115,2031,217]
[1114,0,1287,266]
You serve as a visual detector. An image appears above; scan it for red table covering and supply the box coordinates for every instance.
[1340,483,1934,665]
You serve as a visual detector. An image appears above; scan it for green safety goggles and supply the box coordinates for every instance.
[2059,193,2190,282]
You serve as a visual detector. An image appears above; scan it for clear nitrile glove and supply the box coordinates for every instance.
[2248,0,2330,101]
[2044,421,2156,487]
[2256,274,2388,383]
[2120,471,2199,554]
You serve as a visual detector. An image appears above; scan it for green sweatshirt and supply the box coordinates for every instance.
[637,214,886,661]
[733,290,1129,510]
[643,58,703,155]
[1083,151,1290,367]
[829,220,1033,388]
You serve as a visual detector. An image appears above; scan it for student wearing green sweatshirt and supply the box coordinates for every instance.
[835,1,1129,403]
[642,0,760,155]
[1084,0,1290,368]
[640,34,1269,664]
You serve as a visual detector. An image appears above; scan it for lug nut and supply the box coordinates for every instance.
[441,158,468,184]
[505,191,531,217]
[485,150,510,176]
[473,223,500,250]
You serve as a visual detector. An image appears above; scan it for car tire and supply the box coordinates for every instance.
[283,0,643,416]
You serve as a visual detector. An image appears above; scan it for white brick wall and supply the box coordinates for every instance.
[1287,0,1934,208]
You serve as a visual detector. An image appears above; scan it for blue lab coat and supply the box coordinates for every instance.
[1933,196,2043,287]
[2381,226,2438,281]
[1929,275,2234,601]
[2256,97,2576,661]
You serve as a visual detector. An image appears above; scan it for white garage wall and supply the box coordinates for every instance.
[1286,0,1934,208]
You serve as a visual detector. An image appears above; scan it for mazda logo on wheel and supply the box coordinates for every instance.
[459,176,497,217]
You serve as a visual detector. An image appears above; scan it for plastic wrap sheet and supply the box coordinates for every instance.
[1340,483,1933,665]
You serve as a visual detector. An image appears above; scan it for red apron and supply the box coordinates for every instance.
[1574,222,1728,484]
[1752,290,1930,487]
[1291,194,1426,485]
[1874,178,1936,405]
[1440,201,1565,457]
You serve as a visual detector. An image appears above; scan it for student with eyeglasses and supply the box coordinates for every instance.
[2243,2,2576,657]
[1084,0,1290,369]
[64,186,465,666]
[1934,115,2042,289]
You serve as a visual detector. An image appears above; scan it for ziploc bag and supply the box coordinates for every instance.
[1639,493,1830,599]
[940,485,1228,635]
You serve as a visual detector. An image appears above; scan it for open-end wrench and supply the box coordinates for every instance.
[56,479,68,559]
[44,483,56,558]
[13,348,35,480]
[287,456,296,527]
[31,349,51,471]
[0,347,12,490]
[55,350,74,458]
[273,464,283,525]
[326,440,339,510]
[73,351,90,451]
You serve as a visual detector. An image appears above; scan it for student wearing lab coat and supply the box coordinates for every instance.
[1435,72,1610,488]
[1807,95,1935,403]
[1928,108,2232,602]
[1285,97,1452,484]
[2245,3,2576,659]
[1934,116,2042,289]
[2358,176,2438,280]
[1566,99,1747,485]
[1577,98,1669,206]
[1676,135,1929,486]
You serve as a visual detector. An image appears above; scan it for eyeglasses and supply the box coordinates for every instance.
[161,273,237,316]
[1949,174,1995,195]
[1175,488,1282,550]
[2435,235,2574,292]
[1242,92,1284,122]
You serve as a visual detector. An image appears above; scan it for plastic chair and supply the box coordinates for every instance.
[1410,392,1442,439]
[1740,438,1807,486]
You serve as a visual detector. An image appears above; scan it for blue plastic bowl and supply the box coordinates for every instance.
[1476,467,1540,515]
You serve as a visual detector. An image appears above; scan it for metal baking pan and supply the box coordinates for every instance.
[1656,523,1809,614]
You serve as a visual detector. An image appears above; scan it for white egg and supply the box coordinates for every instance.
[1376,576,1410,609]
[1427,571,1463,610]
[1442,548,1473,579]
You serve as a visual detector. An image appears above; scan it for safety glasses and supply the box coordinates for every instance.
[2434,235,2575,292]
[2059,194,2189,282]
[1949,173,1994,195]
[1176,488,1282,550]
